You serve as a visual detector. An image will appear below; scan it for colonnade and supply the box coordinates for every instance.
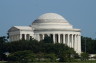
[9,34,31,41]
[9,34,20,41]
[21,34,30,40]
[38,33,81,53]
[9,33,81,53]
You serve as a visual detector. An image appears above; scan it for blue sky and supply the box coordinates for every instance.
[0,0,96,38]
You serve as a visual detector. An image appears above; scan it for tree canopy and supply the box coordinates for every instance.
[0,36,96,62]
[81,36,96,54]
[3,36,77,62]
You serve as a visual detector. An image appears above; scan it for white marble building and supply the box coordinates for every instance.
[8,13,81,54]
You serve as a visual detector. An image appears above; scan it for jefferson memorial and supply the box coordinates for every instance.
[8,13,81,54]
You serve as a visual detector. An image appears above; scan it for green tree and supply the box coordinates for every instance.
[42,36,53,43]
[81,36,96,54]
[81,52,89,61]
[0,36,7,61]
[35,52,44,62]
[59,48,76,62]
[5,39,77,62]
[45,53,57,62]
[8,50,35,63]
[5,40,39,53]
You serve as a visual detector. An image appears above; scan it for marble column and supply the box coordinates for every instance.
[68,34,69,47]
[76,35,78,52]
[74,34,76,51]
[53,34,55,43]
[63,34,65,44]
[69,34,71,47]
[79,35,81,53]
[25,34,26,40]
[78,35,81,54]
[42,34,44,39]
[75,34,77,52]
[38,34,40,41]
[58,34,60,43]
[71,34,73,48]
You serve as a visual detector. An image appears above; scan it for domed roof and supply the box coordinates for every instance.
[32,13,73,30]
[33,13,69,23]
[38,13,65,20]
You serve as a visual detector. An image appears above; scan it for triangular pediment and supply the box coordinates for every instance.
[8,26,19,32]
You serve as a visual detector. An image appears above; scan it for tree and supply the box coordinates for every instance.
[5,40,39,53]
[42,36,53,43]
[59,48,76,62]
[5,39,77,62]
[81,36,96,54]
[8,50,35,63]
[81,52,89,61]
[35,52,44,62]
[0,36,7,61]
[45,53,57,62]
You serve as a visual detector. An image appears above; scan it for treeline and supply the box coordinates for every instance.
[0,36,78,62]
[0,36,96,62]
[6,41,77,62]
[81,36,96,54]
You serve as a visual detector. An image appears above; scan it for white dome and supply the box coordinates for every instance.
[32,13,73,30]
[38,13,65,20]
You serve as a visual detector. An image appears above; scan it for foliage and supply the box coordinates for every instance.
[59,48,77,62]
[4,40,39,53]
[42,36,53,43]
[8,50,57,62]
[2,36,96,62]
[8,50,35,63]
[81,36,96,54]
[4,39,77,62]
[81,52,89,61]
[0,36,7,61]
[45,53,57,62]
[1,35,96,62]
